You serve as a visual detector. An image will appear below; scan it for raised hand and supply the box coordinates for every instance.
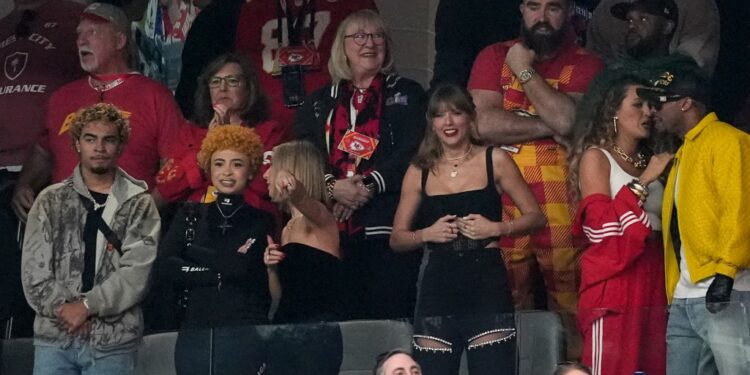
[209,103,229,128]
[264,235,285,268]
[639,152,674,186]
[273,169,303,203]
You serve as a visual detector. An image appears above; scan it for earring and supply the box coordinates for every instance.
[612,116,618,134]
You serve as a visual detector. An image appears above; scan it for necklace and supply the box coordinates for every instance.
[612,145,647,169]
[215,202,244,235]
[443,145,473,178]
[88,76,126,101]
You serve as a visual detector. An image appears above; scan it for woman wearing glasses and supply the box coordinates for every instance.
[156,53,287,217]
[294,9,427,320]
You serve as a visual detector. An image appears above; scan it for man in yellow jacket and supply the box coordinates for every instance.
[638,66,750,375]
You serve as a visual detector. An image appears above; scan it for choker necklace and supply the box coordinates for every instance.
[215,202,244,235]
[443,145,473,178]
[612,145,647,169]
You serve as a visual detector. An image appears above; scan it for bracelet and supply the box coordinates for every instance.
[325,179,336,201]
[504,220,514,236]
[411,230,421,244]
[81,297,90,311]
[362,174,377,195]
[627,179,649,202]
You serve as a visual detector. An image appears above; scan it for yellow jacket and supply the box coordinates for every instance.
[662,112,750,302]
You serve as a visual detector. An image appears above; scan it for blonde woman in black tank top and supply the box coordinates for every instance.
[390,84,546,375]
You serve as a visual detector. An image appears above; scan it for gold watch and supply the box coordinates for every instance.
[517,68,535,84]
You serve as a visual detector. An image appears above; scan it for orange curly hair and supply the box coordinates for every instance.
[196,124,264,176]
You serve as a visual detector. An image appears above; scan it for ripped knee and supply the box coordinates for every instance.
[467,328,516,350]
[413,335,453,353]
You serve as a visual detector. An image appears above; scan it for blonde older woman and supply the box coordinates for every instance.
[293,9,427,320]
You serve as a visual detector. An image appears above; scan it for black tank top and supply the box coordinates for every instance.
[418,147,502,251]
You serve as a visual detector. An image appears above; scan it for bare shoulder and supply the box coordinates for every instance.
[403,164,422,188]
[579,147,612,196]
[490,147,516,169]
[579,147,610,173]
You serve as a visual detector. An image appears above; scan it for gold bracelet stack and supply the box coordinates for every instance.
[627,178,649,202]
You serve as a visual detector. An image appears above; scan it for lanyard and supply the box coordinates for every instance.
[276,0,316,47]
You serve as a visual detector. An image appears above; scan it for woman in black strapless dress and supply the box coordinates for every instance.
[262,140,343,374]
[390,84,546,375]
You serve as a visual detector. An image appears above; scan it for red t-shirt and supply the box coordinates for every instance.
[233,0,376,131]
[40,74,186,188]
[0,1,84,167]
[468,36,603,113]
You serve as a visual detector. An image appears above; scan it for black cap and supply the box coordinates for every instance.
[611,0,678,23]
[636,68,711,105]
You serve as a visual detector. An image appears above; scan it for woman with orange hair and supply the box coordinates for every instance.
[158,125,274,375]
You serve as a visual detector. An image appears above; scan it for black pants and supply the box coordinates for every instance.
[174,325,265,375]
[265,322,343,375]
[413,248,516,375]
[340,235,421,320]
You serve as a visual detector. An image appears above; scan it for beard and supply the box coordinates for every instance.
[520,21,567,57]
[89,165,111,175]
[625,31,664,58]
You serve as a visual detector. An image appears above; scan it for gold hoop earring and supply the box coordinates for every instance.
[612,116,618,134]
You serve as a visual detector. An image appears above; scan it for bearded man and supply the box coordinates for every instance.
[468,0,603,358]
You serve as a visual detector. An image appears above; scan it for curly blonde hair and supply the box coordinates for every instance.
[196,124,264,176]
[69,103,131,149]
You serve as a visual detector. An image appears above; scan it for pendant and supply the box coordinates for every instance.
[218,219,232,235]
[450,170,458,178]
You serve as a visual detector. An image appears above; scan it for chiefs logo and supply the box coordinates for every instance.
[58,109,133,135]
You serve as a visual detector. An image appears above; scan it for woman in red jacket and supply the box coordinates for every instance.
[569,75,673,375]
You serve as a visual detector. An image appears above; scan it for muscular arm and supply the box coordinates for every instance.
[520,78,582,137]
[472,89,554,145]
[503,43,580,137]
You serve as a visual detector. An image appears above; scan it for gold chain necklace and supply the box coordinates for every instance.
[443,145,473,178]
[612,145,647,169]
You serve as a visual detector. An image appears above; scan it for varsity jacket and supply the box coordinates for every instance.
[293,73,427,238]
[662,113,750,301]
[22,165,160,356]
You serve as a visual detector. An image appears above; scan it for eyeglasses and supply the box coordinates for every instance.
[344,32,386,46]
[208,75,244,88]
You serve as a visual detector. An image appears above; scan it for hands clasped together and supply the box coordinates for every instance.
[422,214,499,243]
[55,300,90,338]
[331,175,372,222]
